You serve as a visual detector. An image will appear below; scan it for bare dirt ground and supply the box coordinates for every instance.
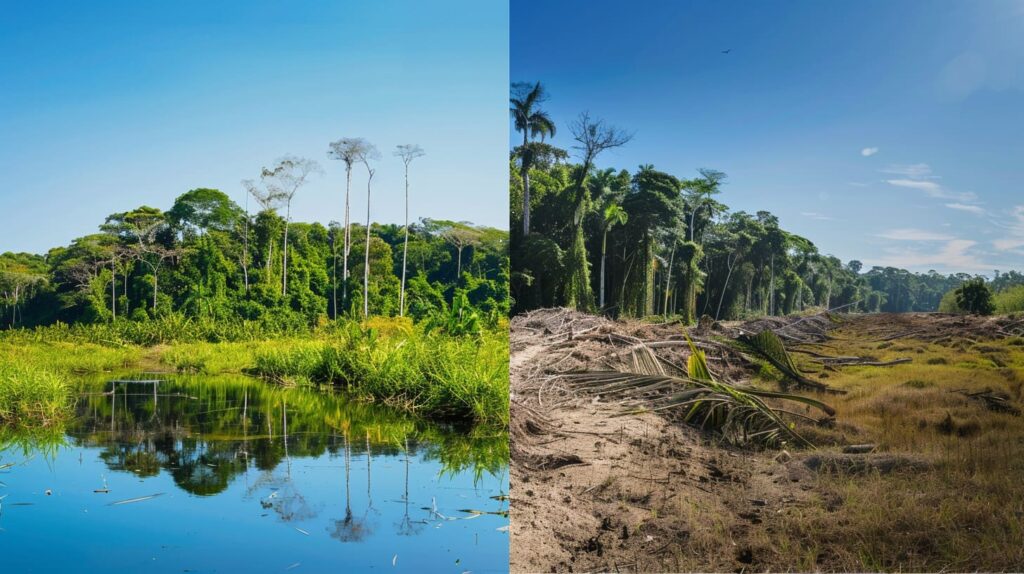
[510,309,1024,573]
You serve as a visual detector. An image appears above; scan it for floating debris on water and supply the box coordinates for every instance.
[109,493,165,506]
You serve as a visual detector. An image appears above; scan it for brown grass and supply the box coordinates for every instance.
[755,320,1024,571]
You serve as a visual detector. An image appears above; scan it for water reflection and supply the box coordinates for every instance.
[0,374,509,572]
[67,374,507,498]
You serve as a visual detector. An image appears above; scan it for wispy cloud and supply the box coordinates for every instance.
[882,163,978,202]
[993,205,1024,252]
[801,211,834,221]
[882,163,937,179]
[870,239,989,271]
[876,228,955,241]
[887,178,945,195]
[861,147,879,157]
[945,202,986,215]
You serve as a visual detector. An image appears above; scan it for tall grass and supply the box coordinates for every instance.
[0,313,309,346]
[0,362,72,427]
[1,315,509,429]
[251,327,509,427]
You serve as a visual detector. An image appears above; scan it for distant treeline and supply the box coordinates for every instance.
[510,81,1022,319]
[0,188,508,329]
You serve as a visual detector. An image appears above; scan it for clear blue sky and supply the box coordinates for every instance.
[512,0,1024,275]
[1,0,509,255]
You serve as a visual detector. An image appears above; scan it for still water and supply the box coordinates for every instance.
[0,375,509,573]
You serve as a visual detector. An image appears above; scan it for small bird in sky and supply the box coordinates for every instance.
[721,49,732,54]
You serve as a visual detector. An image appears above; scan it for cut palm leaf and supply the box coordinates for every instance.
[558,336,832,448]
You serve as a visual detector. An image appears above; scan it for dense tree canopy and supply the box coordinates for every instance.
[1,191,508,330]
[510,82,1020,320]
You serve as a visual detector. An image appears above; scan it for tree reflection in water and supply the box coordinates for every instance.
[18,374,510,539]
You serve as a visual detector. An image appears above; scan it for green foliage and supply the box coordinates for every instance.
[249,323,509,427]
[995,285,1024,314]
[0,362,72,427]
[509,83,1020,320]
[954,278,996,315]
[424,292,483,338]
[1,188,508,330]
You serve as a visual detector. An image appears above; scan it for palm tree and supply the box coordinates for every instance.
[394,144,425,317]
[510,82,556,235]
[599,200,628,310]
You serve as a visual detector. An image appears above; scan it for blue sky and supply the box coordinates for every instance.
[512,0,1024,275]
[1,0,509,255]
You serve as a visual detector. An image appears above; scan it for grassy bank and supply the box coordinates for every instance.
[0,363,72,427]
[1,317,509,429]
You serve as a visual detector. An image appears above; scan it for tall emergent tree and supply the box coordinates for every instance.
[511,82,556,236]
[564,112,632,311]
[356,142,381,317]
[328,137,373,309]
[394,144,425,317]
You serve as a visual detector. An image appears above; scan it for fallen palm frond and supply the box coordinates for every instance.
[559,337,834,448]
[737,330,846,394]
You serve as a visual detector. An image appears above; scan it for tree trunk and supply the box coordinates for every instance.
[599,229,608,309]
[282,203,290,296]
[456,245,463,278]
[662,243,676,317]
[343,166,352,308]
[521,131,530,235]
[111,258,116,321]
[363,173,373,317]
[716,253,738,320]
[400,164,410,317]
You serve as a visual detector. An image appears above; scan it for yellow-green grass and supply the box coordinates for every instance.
[1,319,509,430]
[749,325,1024,571]
[0,362,72,427]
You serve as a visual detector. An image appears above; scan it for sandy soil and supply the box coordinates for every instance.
[509,309,1023,573]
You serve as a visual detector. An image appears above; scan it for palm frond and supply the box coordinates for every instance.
[738,330,845,394]
[559,336,833,448]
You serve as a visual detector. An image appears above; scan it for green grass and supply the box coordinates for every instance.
[0,362,72,427]
[1,318,509,430]
[249,328,510,427]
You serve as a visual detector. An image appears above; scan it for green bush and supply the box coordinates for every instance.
[953,279,996,315]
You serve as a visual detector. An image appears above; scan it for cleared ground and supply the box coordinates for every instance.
[510,309,1024,572]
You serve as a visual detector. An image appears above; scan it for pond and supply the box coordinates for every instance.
[0,374,509,573]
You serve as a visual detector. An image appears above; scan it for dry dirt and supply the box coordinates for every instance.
[509,309,1024,573]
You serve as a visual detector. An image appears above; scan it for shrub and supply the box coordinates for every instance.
[953,279,996,316]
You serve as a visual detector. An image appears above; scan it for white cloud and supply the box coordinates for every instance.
[882,163,936,179]
[861,147,879,157]
[945,203,986,215]
[801,211,834,221]
[886,178,944,195]
[869,239,989,271]
[882,163,978,202]
[876,228,955,241]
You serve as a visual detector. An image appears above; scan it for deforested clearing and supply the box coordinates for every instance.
[510,308,1024,573]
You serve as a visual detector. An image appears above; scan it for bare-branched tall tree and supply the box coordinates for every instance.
[257,156,320,296]
[394,144,425,317]
[328,137,373,313]
[355,142,381,317]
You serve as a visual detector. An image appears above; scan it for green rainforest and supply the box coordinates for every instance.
[0,145,510,430]
[510,82,1024,320]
